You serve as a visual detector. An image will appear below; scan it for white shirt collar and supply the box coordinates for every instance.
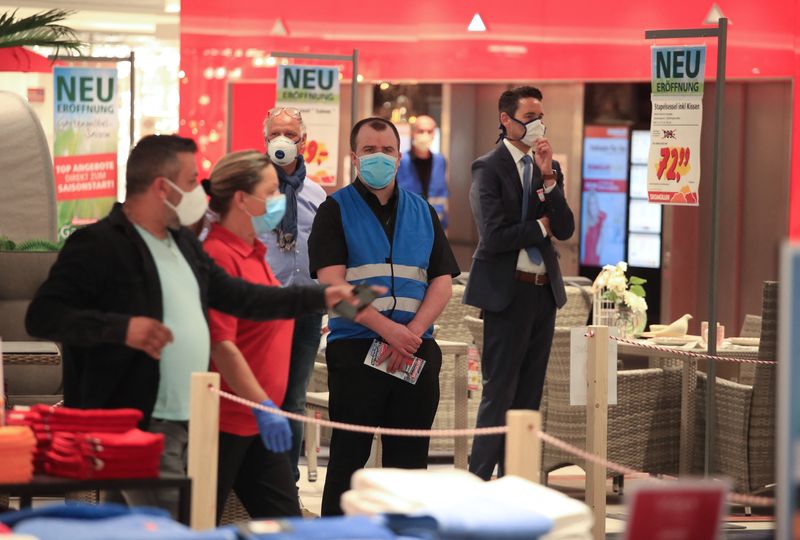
[502,138,534,164]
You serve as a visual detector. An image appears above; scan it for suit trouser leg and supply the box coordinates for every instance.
[321,339,389,516]
[499,285,557,477]
[381,339,442,469]
[469,281,550,480]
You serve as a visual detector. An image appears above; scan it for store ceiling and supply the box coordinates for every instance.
[0,1,177,36]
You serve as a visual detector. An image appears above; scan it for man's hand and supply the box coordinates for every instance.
[380,321,421,359]
[539,215,552,237]
[379,344,411,373]
[533,137,554,176]
[125,316,174,359]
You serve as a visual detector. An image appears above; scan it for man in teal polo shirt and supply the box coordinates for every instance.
[26,135,364,515]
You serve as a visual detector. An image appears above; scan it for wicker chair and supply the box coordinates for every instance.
[219,493,251,525]
[427,285,479,454]
[541,327,682,481]
[739,314,763,338]
[692,282,776,495]
[735,314,763,385]
[555,285,593,328]
[434,284,480,344]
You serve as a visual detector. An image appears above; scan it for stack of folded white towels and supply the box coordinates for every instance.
[342,468,592,540]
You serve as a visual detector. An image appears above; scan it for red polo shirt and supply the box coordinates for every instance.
[203,224,294,436]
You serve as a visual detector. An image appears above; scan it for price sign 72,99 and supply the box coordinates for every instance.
[655,146,691,182]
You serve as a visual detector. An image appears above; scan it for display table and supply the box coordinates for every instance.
[0,474,192,525]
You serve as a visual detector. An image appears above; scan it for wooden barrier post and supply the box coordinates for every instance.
[504,409,541,483]
[188,372,220,530]
[586,325,609,540]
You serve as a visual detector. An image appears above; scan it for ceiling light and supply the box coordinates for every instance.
[270,17,289,36]
[704,3,731,25]
[467,13,486,32]
[488,44,527,55]
[164,0,180,13]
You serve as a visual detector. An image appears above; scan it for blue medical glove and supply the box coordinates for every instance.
[253,399,292,453]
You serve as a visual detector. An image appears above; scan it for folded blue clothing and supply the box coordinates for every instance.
[239,515,397,540]
[0,502,167,527]
[419,497,553,540]
[15,514,236,540]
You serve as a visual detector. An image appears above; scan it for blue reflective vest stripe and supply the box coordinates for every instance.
[397,152,448,229]
[328,184,434,342]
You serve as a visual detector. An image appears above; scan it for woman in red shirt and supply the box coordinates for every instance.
[202,150,300,521]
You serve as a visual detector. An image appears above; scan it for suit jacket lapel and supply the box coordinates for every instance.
[494,143,523,201]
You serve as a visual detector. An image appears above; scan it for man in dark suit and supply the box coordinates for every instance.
[464,86,575,480]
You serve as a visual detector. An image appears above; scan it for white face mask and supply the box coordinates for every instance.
[412,132,433,153]
[163,178,208,226]
[267,135,299,166]
[513,118,547,147]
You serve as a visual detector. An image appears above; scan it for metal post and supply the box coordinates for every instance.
[705,17,727,475]
[644,17,727,476]
[129,51,136,150]
[351,49,359,128]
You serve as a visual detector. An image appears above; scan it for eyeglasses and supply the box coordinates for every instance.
[268,107,303,120]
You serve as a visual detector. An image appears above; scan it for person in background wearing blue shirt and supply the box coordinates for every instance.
[396,115,448,230]
[259,107,328,498]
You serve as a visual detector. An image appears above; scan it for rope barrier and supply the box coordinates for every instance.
[585,330,776,365]
[209,386,775,507]
[210,387,508,438]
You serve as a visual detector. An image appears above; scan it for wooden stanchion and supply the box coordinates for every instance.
[586,326,608,540]
[188,372,220,530]
[504,410,541,483]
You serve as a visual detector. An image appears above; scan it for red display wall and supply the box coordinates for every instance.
[180,0,800,237]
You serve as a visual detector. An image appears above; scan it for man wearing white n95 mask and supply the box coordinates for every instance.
[261,107,328,491]
[309,117,460,516]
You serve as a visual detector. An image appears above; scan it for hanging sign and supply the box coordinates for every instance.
[53,66,119,240]
[276,65,340,187]
[647,45,706,206]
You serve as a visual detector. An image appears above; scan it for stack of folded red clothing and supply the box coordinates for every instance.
[45,429,164,479]
[0,426,37,483]
[6,405,160,479]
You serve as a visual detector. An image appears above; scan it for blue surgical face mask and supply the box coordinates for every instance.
[247,193,286,236]
[357,152,397,189]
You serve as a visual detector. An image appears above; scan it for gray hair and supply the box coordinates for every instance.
[262,110,307,141]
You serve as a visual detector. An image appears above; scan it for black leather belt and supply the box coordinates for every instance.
[515,271,550,286]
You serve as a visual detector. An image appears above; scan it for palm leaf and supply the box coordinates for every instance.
[0,9,85,57]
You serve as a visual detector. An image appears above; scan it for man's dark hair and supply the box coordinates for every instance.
[349,117,401,152]
[126,134,197,196]
[498,86,544,118]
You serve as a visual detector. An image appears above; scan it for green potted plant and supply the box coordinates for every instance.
[0,9,83,54]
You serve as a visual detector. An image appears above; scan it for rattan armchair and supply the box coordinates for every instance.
[541,327,682,481]
[692,282,776,495]
[555,285,593,327]
[434,284,480,343]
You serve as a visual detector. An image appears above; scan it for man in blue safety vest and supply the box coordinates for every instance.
[309,117,460,516]
[396,115,449,230]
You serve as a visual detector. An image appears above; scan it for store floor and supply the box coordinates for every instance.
[297,458,776,538]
